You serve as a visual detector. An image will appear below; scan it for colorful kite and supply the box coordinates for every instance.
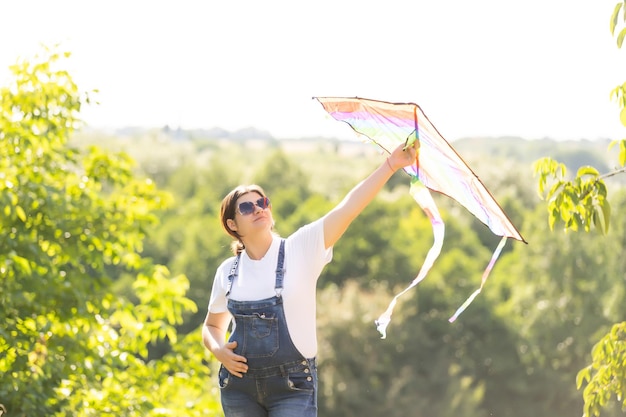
[314,97,526,338]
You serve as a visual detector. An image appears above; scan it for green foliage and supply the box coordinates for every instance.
[254,149,309,195]
[577,322,626,417]
[0,48,219,415]
[533,157,610,234]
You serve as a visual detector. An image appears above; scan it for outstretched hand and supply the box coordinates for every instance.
[387,140,419,172]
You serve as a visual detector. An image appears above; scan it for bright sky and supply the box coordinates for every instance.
[2,0,626,141]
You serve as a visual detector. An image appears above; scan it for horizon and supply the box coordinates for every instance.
[76,123,617,144]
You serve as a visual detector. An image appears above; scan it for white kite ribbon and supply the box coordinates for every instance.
[375,177,444,339]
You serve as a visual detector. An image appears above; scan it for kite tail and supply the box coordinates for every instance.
[375,177,445,339]
[448,236,508,323]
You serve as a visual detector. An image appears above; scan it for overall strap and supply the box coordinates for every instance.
[275,239,286,297]
[225,253,241,298]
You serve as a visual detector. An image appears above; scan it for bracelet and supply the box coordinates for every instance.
[386,158,394,172]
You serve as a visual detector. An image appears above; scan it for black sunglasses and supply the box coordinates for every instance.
[237,197,271,216]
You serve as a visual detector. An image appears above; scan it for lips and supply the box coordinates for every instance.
[253,214,269,223]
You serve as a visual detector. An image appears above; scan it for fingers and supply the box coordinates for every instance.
[222,341,248,378]
[397,142,416,160]
[403,141,418,153]
[227,359,248,378]
[224,344,248,369]
[383,141,418,171]
[228,359,248,378]
[387,141,417,170]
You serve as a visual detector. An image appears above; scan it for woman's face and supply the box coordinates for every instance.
[227,192,273,237]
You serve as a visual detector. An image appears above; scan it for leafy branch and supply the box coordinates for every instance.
[576,322,626,417]
[531,140,626,234]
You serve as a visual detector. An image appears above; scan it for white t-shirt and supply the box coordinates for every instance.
[208,218,332,358]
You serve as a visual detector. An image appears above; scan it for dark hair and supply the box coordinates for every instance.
[220,184,267,255]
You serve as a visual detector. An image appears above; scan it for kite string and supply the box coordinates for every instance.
[448,236,508,323]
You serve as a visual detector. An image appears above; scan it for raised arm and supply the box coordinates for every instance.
[323,142,418,249]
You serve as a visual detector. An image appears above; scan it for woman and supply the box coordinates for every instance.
[202,142,417,416]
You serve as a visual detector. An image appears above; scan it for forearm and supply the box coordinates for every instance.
[202,323,226,354]
[323,158,395,247]
[323,142,417,248]
[202,326,224,353]
[337,160,394,220]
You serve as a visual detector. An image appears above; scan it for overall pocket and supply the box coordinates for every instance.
[233,312,279,358]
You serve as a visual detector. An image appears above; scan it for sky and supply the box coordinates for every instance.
[2,0,626,142]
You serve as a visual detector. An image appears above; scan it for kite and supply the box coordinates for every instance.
[313,97,527,339]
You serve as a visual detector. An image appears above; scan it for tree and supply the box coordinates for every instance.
[532,4,626,416]
[0,47,220,415]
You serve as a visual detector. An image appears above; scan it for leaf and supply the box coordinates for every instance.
[548,207,558,230]
[592,210,601,234]
[547,181,565,201]
[11,254,32,274]
[596,180,608,198]
[620,25,626,49]
[611,3,623,35]
[577,166,600,177]
[610,86,620,101]
[16,205,26,222]
[600,199,611,234]
[577,366,592,389]
[620,105,626,127]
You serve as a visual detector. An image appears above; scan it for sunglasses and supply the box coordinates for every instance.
[237,197,271,216]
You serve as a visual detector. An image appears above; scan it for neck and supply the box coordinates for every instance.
[243,233,273,260]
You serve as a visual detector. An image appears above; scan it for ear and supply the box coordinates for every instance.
[226,219,237,231]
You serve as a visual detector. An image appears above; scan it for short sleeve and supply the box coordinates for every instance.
[207,257,236,313]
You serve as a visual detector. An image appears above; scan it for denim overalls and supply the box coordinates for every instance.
[218,240,318,417]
